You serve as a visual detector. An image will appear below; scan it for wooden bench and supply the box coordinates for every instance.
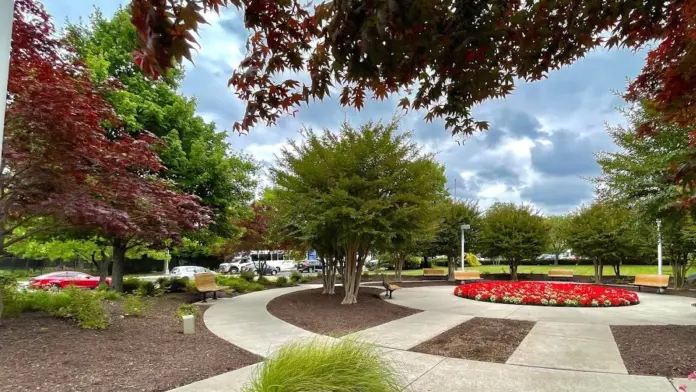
[381,275,400,299]
[194,272,229,302]
[548,269,574,281]
[454,270,482,283]
[633,274,669,293]
[423,268,447,279]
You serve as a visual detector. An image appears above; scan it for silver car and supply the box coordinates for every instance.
[170,266,216,279]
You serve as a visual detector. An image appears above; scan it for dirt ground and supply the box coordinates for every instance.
[266,286,421,336]
[410,317,535,363]
[0,294,261,392]
[612,325,696,378]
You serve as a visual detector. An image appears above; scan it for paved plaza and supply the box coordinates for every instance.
[170,285,696,392]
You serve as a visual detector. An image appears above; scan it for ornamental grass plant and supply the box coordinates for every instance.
[243,338,402,392]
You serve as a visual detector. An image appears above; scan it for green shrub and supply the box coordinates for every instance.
[95,290,122,301]
[257,276,271,285]
[362,270,371,278]
[52,287,109,329]
[243,339,401,392]
[299,276,313,284]
[275,276,289,287]
[227,278,264,294]
[1,272,21,319]
[289,271,302,282]
[240,270,256,282]
[19,290,52,312]
[175,303,200,321]
[135,280,156,297]
[185,278,199,294]
[122,278,140,294]
[95,282,110,291]
[170,277,188,292]
[122,295,148,317]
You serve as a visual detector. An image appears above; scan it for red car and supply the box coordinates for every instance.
[29,271,111,290]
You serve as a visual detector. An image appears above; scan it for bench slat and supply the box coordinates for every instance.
[634,274,669,288]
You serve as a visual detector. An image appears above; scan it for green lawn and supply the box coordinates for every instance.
[382,264,696,277]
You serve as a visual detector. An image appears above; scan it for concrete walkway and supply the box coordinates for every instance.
[170,285,696,392]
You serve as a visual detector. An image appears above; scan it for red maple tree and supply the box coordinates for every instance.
[5,0,210,291]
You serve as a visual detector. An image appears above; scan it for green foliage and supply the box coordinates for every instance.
[122,278,140,294]
[275,276,289,287]
[243,338,401,392]
[158,277,189,293]
[176,303,200,321]
[216,276,265,294]
[546,215,571,262]
[239,270,256,282]
[135,280,156,297]
[122,295,148,317]
[429,200,482,258]
[257,276,271,285]
[289,271,302,282]
[94,290,122,301]
[47,287,109,329]
[185,278,198,294]
[1,272,21,319]
[465,253,481,267]
[272,119,447,303]
[479,203,548,280]
[66,10,258,245]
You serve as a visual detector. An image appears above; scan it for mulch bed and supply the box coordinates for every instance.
[611,325,696,377]
[0,294,261,392]
[266,287,421,336]
[410,317,535,363]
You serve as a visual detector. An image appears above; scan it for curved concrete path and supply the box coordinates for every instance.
[171,285,696,392]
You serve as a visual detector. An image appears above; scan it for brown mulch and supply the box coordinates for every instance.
[410,317,535,363]
[611,325,696,377]
[0,294,261,392]
[266,287,421,337]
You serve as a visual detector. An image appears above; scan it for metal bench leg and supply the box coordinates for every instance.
[389,290,393,299]
[213,290,218,300]
[202,291,207,303]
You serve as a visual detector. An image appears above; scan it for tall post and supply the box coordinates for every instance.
[0,0,14,166]
[460,224,469,270]
[657,219,662,275]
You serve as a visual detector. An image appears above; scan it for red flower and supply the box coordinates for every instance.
[453,281,640,308]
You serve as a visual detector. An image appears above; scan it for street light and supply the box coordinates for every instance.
[0,0,14,167]
[657,219,662,275]
[461,224,470,270]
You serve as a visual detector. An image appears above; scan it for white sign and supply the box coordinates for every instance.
[461,224,471,230]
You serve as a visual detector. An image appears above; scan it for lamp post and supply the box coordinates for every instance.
[461,224,470,270]
[0,0,14,167]
[657,219,662,275]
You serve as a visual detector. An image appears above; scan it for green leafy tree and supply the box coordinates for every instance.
[272,119,447,304]
[595,102,695,286]
[565,203,641,282]
[429,200,481,281]
[546,215,570,266]
[479,203,548,281]
[66,10,258,249]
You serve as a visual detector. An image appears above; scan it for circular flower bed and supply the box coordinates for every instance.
[454,281,639,307]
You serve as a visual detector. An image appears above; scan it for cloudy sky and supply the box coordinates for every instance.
[41,0,646,215]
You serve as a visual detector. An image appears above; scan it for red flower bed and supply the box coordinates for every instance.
[454,281,639,307]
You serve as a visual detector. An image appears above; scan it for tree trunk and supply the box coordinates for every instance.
[554,254,559,266]
[111,238,127,292]
[341,249,363,305]
[593,258,603,283]
[509,261,518,281]
[612,259,621,278]
[394,254,404,282]
[421,256,429,269]
[447,255,455,281]
[321,257,336,294]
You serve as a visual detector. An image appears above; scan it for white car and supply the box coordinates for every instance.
[170,266,216,279]
[266,260,296,273]
[219,258,253,274]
